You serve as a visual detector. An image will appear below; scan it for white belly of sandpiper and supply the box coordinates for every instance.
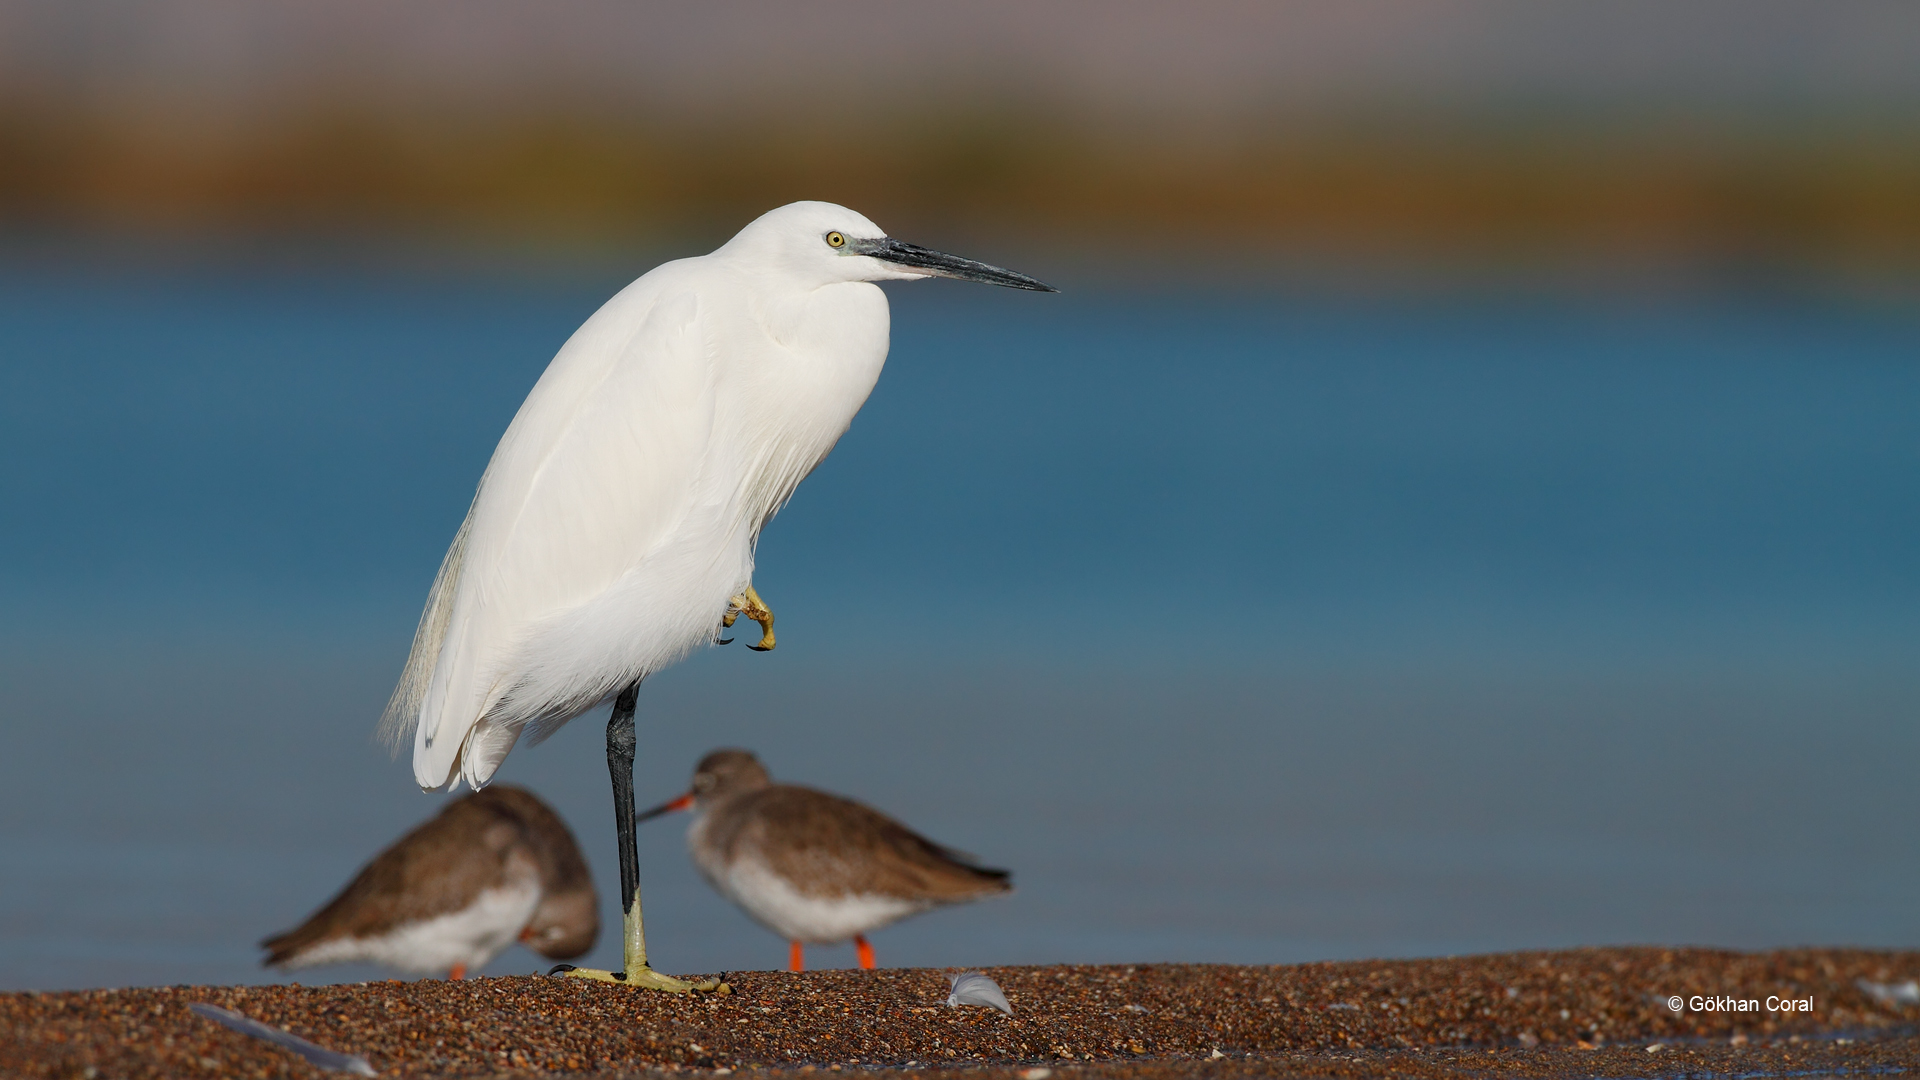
[278,878,542,976]
[709,857,925,944]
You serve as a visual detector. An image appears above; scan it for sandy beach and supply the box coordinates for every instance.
[4,947,1915,1078]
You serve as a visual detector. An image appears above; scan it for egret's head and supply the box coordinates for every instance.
[721,201,1057,293]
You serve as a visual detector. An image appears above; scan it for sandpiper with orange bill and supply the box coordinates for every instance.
[634,749,1011,972]
[262,785,597,980]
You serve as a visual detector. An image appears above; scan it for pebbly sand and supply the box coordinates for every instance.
[4,947,1916,1079]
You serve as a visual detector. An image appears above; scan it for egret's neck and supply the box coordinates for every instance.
[709,276,892,542]
[736,278,891,426]
[749,280,880,349]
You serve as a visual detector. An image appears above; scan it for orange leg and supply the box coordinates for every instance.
[447,963,467,981]
[789,941,805,972]
[855,935,876,970]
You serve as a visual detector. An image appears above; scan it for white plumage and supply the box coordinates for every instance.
[382,202,920,789]
[380,202,1054,795]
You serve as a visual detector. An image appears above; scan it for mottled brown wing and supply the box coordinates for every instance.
[731,785,1012,902]
[260,793,526,964]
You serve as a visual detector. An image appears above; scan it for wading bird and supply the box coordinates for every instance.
[638,749,1012,972]
[381,202,1054,991]
[262,786,596,979]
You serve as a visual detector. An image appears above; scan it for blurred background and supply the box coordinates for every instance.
[1,1,1916,991]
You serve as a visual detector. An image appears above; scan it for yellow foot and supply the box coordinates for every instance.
[723,585,776,651]
[549,964,729,994]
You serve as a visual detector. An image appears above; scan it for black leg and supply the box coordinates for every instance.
[554,679,722,992]
[607,682,640,923]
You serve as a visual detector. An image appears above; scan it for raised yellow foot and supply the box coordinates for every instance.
[723,585,776,651]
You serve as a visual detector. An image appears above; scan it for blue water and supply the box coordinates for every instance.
[1,256,1915,991]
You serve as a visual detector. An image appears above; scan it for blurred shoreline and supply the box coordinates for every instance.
[3,102,1916,283]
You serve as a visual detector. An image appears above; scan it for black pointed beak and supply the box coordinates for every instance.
[634,792,695,823]
[850,237,1058,292]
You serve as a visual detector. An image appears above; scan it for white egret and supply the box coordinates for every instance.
[380,201,1055,991]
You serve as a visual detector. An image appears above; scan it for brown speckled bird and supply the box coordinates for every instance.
[262,785,597,980]
[636,748,1011,971]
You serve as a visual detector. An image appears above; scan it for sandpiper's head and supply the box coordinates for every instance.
[467,785,600,960]
[635,747,773,824]
[690,748,773,803]
[520,884,597,960]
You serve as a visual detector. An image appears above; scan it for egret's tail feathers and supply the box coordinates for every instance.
[410,718,460,791]
[379,502,476,756]
[459,716,525,790]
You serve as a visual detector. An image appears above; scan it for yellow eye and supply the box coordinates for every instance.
[826,231,846,249]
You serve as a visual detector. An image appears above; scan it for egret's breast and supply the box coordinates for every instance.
[720,281,892,526]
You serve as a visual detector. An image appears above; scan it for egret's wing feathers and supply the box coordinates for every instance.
[378,505,472,754]
[404,287,720,789]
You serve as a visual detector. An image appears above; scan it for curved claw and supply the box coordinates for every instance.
[727,587,777,652]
